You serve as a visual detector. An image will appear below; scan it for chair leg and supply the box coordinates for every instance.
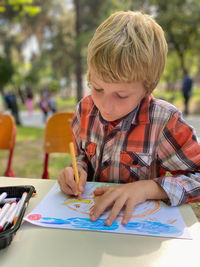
[4,168,16,177]
[42,153,50,179]
[4,148,16,177]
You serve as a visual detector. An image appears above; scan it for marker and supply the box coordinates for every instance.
[0,203,11,221]
[0,192,8,203]
[13,192,28,224]
[1,197,20,204]
[0,202,17,231]
[2,204,18,231]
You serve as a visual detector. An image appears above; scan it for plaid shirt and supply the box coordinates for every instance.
[72,94,200,206]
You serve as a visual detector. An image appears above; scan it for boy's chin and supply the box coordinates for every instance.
[102,116,117,122]
[101,113,119,122]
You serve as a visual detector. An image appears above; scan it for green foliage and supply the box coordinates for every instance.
[0,56,14,90]
[152,0,200,72]
[0,0,41,20]
[1,0,200,98]
[162,52,182,85]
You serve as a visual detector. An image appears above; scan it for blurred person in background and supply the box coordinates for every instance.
[182,69,193,116]
[39,93,49,123]
[5,90,21,125]
[49,91,57,114]
[25,87,34,115]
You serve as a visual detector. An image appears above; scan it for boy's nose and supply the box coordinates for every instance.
[101,97,113,113]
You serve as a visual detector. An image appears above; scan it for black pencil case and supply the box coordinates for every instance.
[0,185,36,250]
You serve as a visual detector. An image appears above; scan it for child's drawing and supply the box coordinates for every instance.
[25,182,191,239]
[61,184,161,218]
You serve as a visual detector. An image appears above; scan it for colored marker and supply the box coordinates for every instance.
[0,192,8,203]
[1,197,20,204]
[0,202,17,231]
[2,204,18,231]
[13,192,28,224]
[0,203,11,221]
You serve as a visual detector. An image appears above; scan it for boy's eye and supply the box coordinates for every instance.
[94,88,103,93]
[116,94,128,99]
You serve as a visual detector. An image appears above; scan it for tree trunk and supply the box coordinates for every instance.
[179,52,186,75]
[74,0,83,102]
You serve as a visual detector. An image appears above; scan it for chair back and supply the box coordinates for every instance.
[43,112,74,154]
[0,113,16,177]
[0,114,16,150]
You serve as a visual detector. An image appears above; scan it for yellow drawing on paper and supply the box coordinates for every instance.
[61,190,161,218]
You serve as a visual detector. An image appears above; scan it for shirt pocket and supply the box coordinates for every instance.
[120,151,153,182]
[83,141,97,163]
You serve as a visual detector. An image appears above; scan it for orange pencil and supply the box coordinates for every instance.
[69,142,80,195]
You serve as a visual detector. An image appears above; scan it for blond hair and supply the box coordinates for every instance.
[87,11,168,93]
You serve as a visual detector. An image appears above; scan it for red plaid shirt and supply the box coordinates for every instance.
[72,94,200,206]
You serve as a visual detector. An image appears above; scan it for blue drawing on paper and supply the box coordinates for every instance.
[41,217,69,224]
[40,217,119,231]
[123,220,181,235]
[25,182,190,239]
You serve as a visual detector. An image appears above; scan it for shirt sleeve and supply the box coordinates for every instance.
[154,111,200,206]
[71,101,89,173]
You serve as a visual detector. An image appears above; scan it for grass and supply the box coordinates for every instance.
[0,125,72,180]
[0,96,76,179]
[56,96,76,111]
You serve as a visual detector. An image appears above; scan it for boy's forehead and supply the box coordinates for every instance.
[90,70,145,92]
[91,78,144,94]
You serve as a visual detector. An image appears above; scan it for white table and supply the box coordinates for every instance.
[0,177,200,267]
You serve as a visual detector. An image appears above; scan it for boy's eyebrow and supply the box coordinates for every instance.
[90,80,102,87]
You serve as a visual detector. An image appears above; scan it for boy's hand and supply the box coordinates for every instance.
[58,166,87,198]
[90,180,167,226]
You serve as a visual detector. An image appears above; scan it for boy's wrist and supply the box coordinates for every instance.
[143,180,168,201]
[76,161,88,173]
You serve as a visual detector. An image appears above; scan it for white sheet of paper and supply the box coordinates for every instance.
[25,182,191,239]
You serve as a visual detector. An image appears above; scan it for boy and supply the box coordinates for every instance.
[58,11,200,226]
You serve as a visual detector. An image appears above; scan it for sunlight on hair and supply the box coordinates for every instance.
[87,11,168,94]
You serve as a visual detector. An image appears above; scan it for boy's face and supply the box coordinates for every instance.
[90,72,146,122]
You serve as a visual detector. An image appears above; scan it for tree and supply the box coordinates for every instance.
[0,56,14,93]
[73,0,108,101]
[0,0,41,58]
[152,0,200,74]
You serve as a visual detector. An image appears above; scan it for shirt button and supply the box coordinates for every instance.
[133,159,139,165]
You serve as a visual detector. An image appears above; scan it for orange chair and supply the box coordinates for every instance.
[0,113,17,177]
[42,112,74,179]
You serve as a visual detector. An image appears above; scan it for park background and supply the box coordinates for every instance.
[0,0,200,218]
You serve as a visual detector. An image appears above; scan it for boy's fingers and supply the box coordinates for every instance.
[59,167,78,196]
[122,201,135,225]
[58,172,68,193]
[105,195,126,226]
[66,167,79,196]
[78,167,87,192]
[90,187,118,221]
[93,186,110,196]
[58,174,74,195]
